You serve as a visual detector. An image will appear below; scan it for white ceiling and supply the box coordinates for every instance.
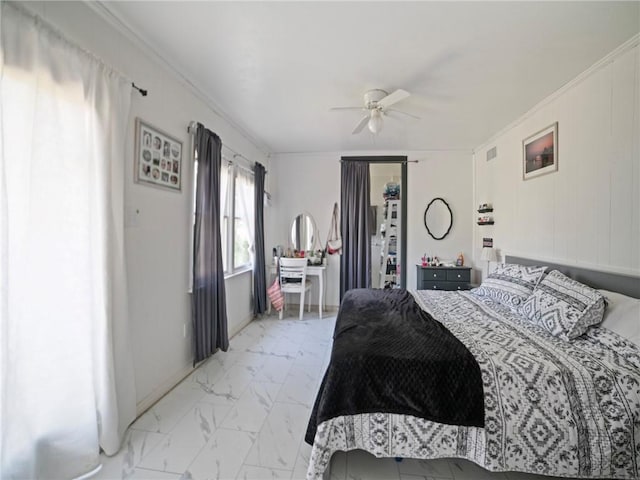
[102,1,639,155]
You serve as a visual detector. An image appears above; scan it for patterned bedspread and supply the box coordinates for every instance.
[305,289,484,446]
[306,290,640,479]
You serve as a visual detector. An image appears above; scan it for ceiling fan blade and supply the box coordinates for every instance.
[330,106,364,111]
[378,89,410,109]
[386,108,421,120]
[352,114,370,134]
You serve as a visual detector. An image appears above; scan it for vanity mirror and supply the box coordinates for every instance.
[290,213,318,252]
[424,197,453,240]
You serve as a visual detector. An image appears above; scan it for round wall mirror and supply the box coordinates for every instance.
[291,213,318,252]
[424,198,453,240]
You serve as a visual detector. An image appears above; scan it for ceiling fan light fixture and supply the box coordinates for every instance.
[334,88,412,135]
[368,109,383,134]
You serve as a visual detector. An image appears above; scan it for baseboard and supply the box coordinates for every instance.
[229,313,254,338]
[133,306,341,418]
[135,313,255,417]
[135,364,194,416]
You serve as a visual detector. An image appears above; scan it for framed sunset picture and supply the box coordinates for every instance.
[523,122,558,180]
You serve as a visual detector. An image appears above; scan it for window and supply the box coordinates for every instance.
[220,159,231,271]
[190,148,254,283]
[222,161,255,273]
[231,166,255,271]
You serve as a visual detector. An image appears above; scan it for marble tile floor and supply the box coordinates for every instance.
[95,311,594,480]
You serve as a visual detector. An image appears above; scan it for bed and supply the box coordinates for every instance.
[305,256,640,480]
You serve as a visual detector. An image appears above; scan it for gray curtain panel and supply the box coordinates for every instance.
[192,124,229,364]
[253,162,267,315]
[340,160,371,300]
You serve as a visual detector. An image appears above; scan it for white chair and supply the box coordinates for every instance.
[279,257,312,320]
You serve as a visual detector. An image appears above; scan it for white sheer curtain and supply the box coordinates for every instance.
[219,158,231,272]
[235,167,255,264]
[0,3,136,478]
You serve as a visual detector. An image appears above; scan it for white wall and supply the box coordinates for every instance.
[269,150,473,305]
[407,152,474,288]
[24,1,269,413]
[473,37,639,279]
[267,154,342,308]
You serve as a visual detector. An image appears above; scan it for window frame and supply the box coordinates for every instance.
[230,164,255,273]
[189,140,254,292]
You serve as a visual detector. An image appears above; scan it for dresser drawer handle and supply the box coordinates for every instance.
[457,286,461,290]
[432,285,438,289]
[457,274,461,278]
[433,274,437,277]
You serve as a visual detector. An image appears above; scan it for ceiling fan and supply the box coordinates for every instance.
[330,89,419,135]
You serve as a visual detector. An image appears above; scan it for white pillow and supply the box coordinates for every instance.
[471,263,547,310]
[598,289,640,348]
[518,270,606,340]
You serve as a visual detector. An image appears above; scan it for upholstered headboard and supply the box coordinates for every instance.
[505,256,640,299]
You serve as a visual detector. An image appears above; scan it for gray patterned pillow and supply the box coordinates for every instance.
[518,270,606,340]
[471,263,547,310]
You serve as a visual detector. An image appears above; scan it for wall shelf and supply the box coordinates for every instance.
[477,203,494,225]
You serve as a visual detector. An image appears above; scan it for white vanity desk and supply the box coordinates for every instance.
[268,263,327,318]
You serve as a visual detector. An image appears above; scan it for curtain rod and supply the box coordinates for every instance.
[339,159,418,163]
[229,159,254,175]
[227,153,269,175]
[187,121,267,174]
[222,146,253,168]
[131,82,147,96]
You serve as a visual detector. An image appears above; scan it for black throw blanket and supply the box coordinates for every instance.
[305,288,484,445]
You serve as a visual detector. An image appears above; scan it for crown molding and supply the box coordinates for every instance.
[85,1,273,157]
[474,32,640,154]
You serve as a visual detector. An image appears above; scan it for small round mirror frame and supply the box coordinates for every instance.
[423,197,453,240]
